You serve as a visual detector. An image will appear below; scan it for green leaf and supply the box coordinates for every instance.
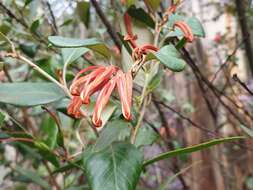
[127,6,155,28]
[14,166,51,190]
[62,48,89,65]
[19,43,38,58]
[146,70,163,93]
[143,136,244,166]
[0,83,66,106]
[93,120,129,152]
[30,19,42,33]
[135,127,158,147]
[166,15,205,38]
[48,36,111,58]
[0,111,5,127]
[34,141,60,167]
[239,125,253,138]
[40,117,58,149]
[76,1,90,27]
[186,17,205,37]
[147,45,186,72]
[83,142,143,190]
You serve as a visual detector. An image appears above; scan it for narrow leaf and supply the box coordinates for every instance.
[143,136,244,166]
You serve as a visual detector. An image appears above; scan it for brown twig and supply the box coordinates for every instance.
[233,74,253,96]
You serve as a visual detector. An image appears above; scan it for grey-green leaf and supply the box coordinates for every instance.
[0,83,66,106]
[62,47,89,65]
[148,45,186,72]
[83,142,143,190]
[48,36,111,58]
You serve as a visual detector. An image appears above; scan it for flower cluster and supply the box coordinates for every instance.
[67,65,133,127]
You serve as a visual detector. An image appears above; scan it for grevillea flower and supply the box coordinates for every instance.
[116,70,133,120]
[69,65,118,104]
[67,65,133,127]
[92,78,117,127]
[174,21,194,42]
[67,96,84,118]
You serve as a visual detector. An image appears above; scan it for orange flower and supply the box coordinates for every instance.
[67,65,134,127]
[69,65,118,104]
[116,70,133,120]
[92,78,117,127]
[174,21,194,42]
[67,96,84,118]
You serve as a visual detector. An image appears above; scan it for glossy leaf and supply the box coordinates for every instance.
[127,6,155,28]
[93,120,129,152]
[14,166,51,190]
[0,83,66,106]
[147,45,186,72]
[83,142,143,190]
[48,36,111,58]
[143,136,244,166]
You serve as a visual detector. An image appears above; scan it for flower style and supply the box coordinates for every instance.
[174,21,194,42]
[67,65,133,127]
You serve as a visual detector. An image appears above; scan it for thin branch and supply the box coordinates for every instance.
[90,0,122,50]
[46,1,58,35]
[233,74,253,96]
[1,52,70,96]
